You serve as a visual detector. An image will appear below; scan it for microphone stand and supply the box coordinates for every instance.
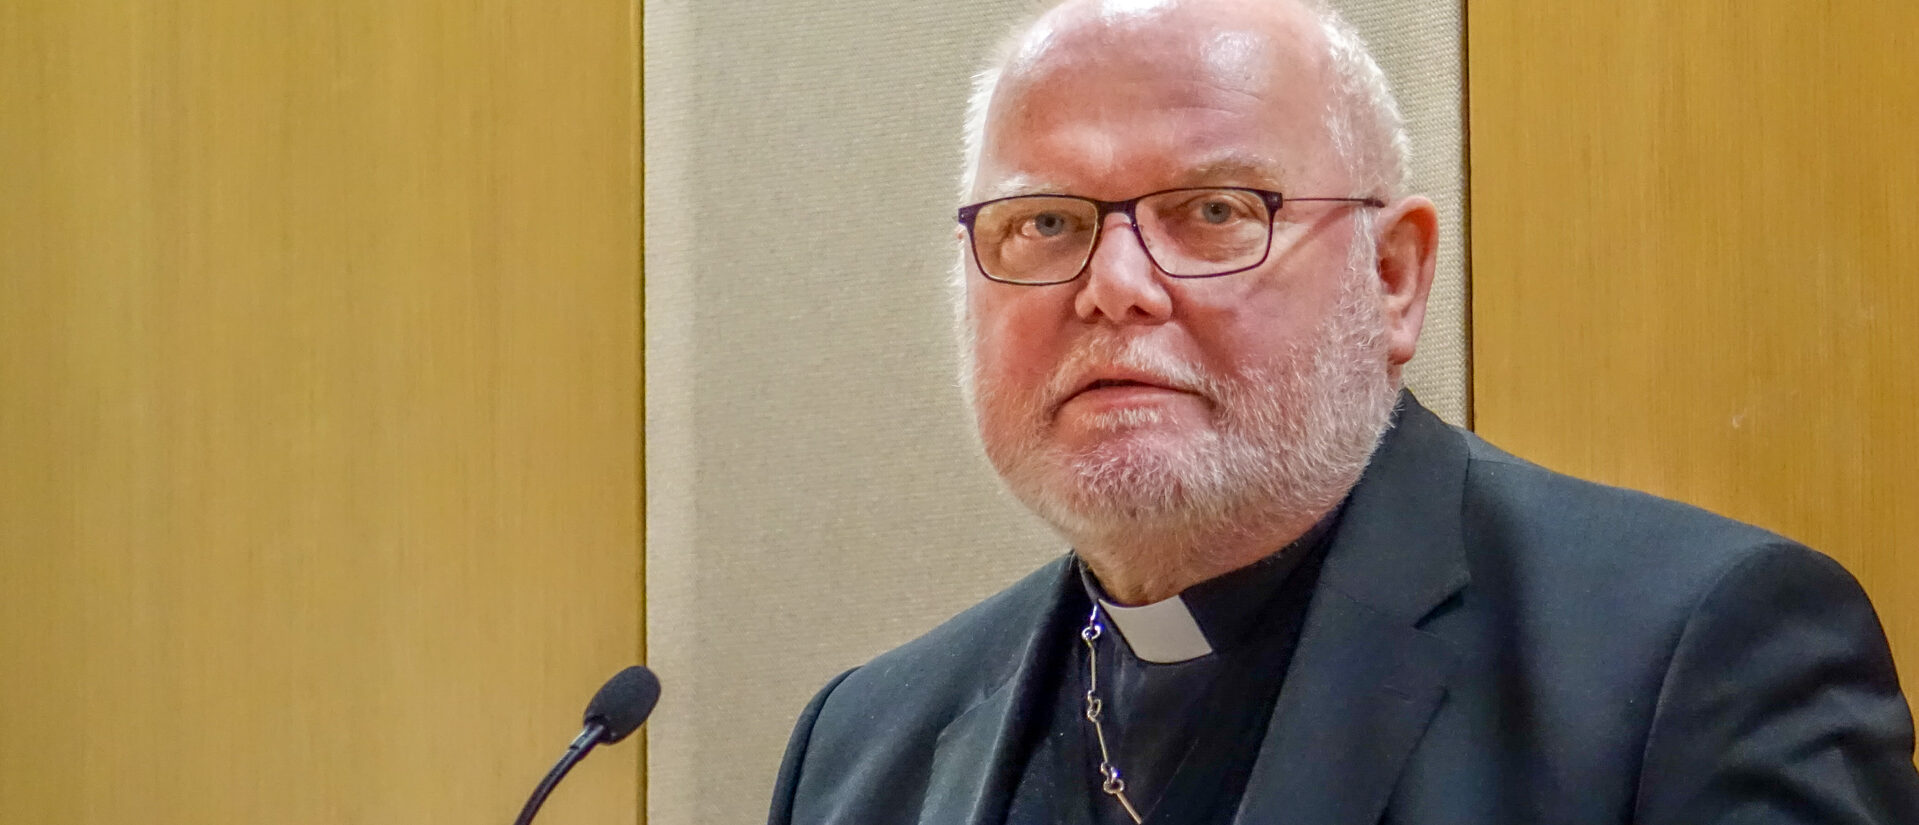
[512,721,608,825]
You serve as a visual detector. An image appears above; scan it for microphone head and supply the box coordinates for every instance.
[582,665,660,745]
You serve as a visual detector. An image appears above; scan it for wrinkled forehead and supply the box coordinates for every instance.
[980,0,1339,196]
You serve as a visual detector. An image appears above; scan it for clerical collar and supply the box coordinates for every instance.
[1077,507,1342,664]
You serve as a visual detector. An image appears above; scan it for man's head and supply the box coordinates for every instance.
[956,0,1439,597]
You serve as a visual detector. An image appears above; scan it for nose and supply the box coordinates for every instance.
[1073,212,1173,324]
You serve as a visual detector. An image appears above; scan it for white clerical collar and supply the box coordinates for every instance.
[1098,595,1214,664]
[1075,506,1347,665]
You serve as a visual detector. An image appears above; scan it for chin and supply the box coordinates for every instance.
[996,431,1239,543]
[1055,412,1204,456]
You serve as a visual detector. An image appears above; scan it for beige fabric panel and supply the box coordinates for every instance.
[642,2,1465,823]
[1343,1,1469,423]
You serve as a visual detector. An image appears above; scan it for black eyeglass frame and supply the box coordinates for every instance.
[955,187,1385,286]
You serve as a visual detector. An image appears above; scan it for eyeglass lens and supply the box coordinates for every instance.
[970,189,1273,284]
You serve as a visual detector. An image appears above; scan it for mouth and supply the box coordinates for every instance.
[1053,374,1197,414]
[1087,378,1155,390]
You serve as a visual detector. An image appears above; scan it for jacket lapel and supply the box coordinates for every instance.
[917,558,1081,825]
[1234,395,1471,825]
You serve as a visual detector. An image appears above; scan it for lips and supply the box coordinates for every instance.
[1053,371,1198,414]
[1081,377,1174,393]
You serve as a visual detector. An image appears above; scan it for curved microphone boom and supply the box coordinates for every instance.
[513,666,661,825]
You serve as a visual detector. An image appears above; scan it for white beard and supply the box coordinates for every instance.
[964,231,1402,563]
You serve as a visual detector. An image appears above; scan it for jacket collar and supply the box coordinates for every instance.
[1231,392,1470,825]
[1319,392,1473,623]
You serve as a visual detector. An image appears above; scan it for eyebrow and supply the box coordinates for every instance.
[1173,154,1289,190]
[980,175,1071,201]
[977,153,1291,201]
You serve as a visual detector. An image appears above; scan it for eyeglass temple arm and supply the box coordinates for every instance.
[1284,196,1387,208]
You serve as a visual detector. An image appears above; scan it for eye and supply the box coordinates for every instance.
[1027,211,1071,237]
[1149,190,1264,228]
[1182,197,1258,223]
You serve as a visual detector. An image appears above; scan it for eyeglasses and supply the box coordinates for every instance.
[956,187,1383,286]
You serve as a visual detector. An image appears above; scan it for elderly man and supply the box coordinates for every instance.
[767,0,1919,822]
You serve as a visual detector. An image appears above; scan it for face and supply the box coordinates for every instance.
[963,0,1402,546]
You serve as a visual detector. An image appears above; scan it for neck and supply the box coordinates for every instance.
[1075,507,1328,605]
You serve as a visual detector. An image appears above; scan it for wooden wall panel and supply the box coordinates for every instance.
[1469,1,1919,721]
[0,2,642,822]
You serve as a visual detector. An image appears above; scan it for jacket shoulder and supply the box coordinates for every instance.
[1436,425,1858,679]
[812,554,1070,726]
[772,556,1071,821]
[1456,429,1801,579]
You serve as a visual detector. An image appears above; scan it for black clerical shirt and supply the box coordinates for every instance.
[1004,512,1339,825]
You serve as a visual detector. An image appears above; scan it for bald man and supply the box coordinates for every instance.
[767,1,1919,823]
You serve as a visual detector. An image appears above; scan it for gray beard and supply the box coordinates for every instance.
[963,245,1401,565]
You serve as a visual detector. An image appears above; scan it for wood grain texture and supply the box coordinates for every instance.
[0,1,643,822]
[1469,1,1919,723]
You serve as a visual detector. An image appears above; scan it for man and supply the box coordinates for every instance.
[768,0,1919,822]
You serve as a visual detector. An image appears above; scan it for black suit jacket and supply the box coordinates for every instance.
[768,397,1919,824]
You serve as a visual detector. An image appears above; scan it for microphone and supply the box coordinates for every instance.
[513,666,661,825]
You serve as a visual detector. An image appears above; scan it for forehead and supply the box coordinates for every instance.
[977,0,1339,199]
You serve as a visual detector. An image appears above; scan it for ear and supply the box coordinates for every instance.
[1371,195,1440,374]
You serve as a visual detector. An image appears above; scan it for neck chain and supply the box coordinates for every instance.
[1081,605,1145,824]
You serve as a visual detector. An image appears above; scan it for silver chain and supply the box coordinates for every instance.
[1081,605,1145,824]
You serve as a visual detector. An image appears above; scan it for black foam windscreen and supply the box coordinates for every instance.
[581,665,660,745]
